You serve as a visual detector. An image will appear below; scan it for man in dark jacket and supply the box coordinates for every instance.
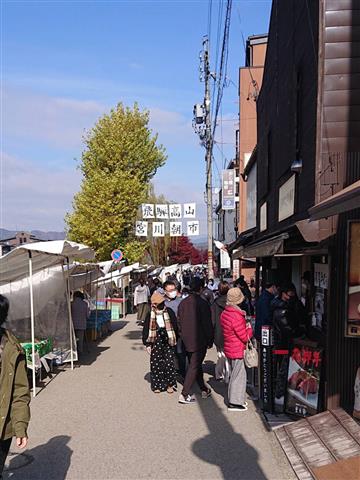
[254,282,276,341]
[177,278,214,404]
[271,284,305,403]
[0,295,30,478]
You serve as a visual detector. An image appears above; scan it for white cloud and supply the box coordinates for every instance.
[149,107,197,147]
[1,152,81,231]
[3,87,106,150]
[3,86,198,151]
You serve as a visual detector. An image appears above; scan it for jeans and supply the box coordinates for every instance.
[0,438,12,479]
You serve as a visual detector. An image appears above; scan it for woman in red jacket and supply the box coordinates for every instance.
[220,287,253,411]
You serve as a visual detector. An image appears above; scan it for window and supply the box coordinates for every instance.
[246,163,257,229]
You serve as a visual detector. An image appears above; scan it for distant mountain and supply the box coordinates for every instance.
[0,229,66,241]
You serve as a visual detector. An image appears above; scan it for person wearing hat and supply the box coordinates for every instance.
[220,287,253,412]
[142,291,178,394]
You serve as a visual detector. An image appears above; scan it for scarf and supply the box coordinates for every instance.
[147,308,176,347]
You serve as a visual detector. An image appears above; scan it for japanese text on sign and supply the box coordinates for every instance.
[155,204,169,219]
[142,204,155,219]
[169,204,182,219]
[184,203,196,218]
[187,221,199,236]
[170,222,182,237]
[314,263,328,289]
[135,221,148,237]
[222,169,236,210]
[153,222,165,237]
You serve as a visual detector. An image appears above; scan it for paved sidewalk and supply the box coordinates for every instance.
[4,315,296,480]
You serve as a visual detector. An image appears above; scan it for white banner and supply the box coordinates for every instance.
[184,203,196,218]
[220,249,231,269]
[169,204,182,219]
[142,204,155,219]
[187,221,199,236]
[170,222,182,237]
[153,222,165,237]
[155,204,169,219]
[135,221,148,237]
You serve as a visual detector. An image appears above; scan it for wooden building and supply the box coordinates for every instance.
[232,0,360,413]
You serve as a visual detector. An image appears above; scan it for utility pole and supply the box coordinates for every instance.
[193,36,214,279]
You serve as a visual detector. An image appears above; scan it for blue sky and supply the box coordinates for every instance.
[2,0,271,232]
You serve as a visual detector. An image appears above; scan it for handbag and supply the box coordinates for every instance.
[244,336,258,368]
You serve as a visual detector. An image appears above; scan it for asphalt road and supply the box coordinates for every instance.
[4,315,296,480]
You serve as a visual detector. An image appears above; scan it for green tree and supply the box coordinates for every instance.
[66,103,166,260]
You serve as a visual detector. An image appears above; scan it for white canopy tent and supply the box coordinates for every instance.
[0,241,95,396]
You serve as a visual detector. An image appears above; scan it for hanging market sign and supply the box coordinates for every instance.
[136,203,200,238]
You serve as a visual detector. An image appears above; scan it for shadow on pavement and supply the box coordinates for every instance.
[124,329,142,341]
[207,376,228,405]
[79,345,110,366]
[5,435,72,480]
[192,389,267,480]
[110,320,129,332]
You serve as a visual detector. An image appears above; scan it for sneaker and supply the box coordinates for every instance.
[201,388,212,399]
[228,403,248,412]
[178,394,196,404]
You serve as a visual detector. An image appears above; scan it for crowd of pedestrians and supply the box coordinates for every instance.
[136,270,258,411]
[136,269,309,412]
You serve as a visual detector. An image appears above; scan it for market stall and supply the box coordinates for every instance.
[0,240,95,396]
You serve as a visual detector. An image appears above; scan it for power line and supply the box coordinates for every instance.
[212,0,232,149]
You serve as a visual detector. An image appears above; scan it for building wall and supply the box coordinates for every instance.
[238,41,267,234]
[320,0,360,411]
[255,0,319,240]
[252,43,267,67]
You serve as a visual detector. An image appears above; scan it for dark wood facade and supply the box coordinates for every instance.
[255,0,319,240]
[318,0,360,411]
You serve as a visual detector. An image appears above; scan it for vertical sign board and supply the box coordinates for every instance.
[260,202,267,232]
[278,174,296,222]
[346,221,360,337]
[220,249,231,269]
[222,170,236,210]
[286,343,323,417]
[261,326,274,413]
[232,259,240,281]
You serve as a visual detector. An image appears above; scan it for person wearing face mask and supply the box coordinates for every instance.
[163,281,186,379]
[142,292,178,394]
[271,284,304,406]
[163,281,182,315]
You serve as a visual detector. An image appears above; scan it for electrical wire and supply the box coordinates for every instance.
[211,0,224,119]
[211,0,232,147]
[207,0,213,47]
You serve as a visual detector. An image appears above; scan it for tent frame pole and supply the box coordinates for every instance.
[28,252,36,398]
[65,257,74,370]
